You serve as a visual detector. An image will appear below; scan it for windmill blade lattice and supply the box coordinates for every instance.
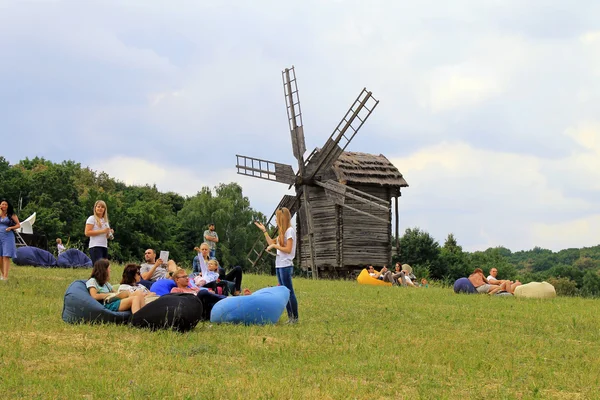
[236,154,296,185]
[282,67,306,164]
[305,88,379,179]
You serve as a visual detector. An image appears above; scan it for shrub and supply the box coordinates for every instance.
[546,277,578,297]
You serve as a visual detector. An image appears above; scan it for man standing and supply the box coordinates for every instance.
[203,223,219,259]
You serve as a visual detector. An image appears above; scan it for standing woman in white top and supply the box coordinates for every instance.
[84,200,114,264]
[255,207,298,323]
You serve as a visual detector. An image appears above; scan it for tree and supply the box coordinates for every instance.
[581,270,600,297]
[397,227,442,279]
[440,233,471,281]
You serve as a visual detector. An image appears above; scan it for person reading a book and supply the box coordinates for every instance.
[140,249,168,286]
[86,259,146,313]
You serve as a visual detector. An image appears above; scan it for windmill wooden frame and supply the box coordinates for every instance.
[236,66,408,278]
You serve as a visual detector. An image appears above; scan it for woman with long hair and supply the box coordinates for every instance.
[255,207,298,323]
[118,264,151,294]
[87,259,145,313]
[0,199,20,281]
[84,200,114,264]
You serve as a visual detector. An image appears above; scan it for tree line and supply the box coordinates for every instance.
[0,157,267,271]
[2,157,599,295]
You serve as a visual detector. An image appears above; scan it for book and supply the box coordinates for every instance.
[159,250,169,264]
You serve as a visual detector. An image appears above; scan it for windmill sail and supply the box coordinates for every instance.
[305,88,378,178]
[236,155,296,185]
[283,67,306,163]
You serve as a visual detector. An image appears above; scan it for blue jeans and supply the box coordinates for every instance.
[209,249,216,259]
[276,266,298,320]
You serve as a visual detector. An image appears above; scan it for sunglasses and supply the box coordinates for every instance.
[177,275,189,279]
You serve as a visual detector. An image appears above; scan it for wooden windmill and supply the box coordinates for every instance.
[236,66,408,278]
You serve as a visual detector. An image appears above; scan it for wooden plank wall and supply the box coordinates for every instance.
[299,186,339,268]
[298,184,393,271]
[341,185,392,268]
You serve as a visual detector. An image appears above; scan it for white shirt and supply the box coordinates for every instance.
[487,275,497,282]
[197,254,220,284]
[86,215,109,249]
[275,226,296,268]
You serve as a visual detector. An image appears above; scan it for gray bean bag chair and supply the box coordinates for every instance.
[57,249,93,268]
[14,246,57,267]
[62,280,131,324]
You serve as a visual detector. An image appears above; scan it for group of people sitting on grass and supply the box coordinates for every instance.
[368,262,428,287]
[468,267,521,295]
[85,242,249,314]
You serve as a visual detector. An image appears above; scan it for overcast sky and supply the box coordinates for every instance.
[1,0,599,252]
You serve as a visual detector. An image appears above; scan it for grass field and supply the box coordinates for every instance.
[1,265,599,399]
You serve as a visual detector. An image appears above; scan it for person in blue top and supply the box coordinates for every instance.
[0,199,20,281]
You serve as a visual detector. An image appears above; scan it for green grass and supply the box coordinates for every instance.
[1,265,599,399]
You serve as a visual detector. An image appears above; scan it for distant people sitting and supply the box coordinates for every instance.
[468,268,510,294]
[367,265,396,285]
[194,242,245,295]
[392,263,406,285]
[56,238,66,255]
[487,267,521,294]
[401,264,419,287]
[86,259,146,314]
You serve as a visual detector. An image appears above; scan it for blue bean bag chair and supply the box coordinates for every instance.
[210,286,290,325]
[14,246,57,267]
[454,277,477,294]
[131,293,204,332]
[62,280,131,324]
[149,279,176,296]
[57,249,93,268]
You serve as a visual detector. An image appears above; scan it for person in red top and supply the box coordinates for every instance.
[170,268,200,294]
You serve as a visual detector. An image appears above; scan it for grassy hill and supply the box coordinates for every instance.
[1,265,598,399]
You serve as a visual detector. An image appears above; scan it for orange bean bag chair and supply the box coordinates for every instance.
[357,269,392,286]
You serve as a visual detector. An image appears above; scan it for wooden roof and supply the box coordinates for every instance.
[331,152,409,187]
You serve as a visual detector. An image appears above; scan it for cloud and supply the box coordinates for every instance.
[389,137,599,252]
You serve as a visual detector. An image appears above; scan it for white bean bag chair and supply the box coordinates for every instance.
[514,281,556,299]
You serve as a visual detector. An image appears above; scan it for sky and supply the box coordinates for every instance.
[1,0,599,252]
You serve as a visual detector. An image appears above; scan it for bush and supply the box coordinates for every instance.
[546,277,578,297]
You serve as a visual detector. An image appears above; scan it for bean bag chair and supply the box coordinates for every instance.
[62,280,131,324]
[514,282,556,299]
[149,279,176,296]
[131,293,204,332]
[57,249,93,268]
[356,269,392,287]
[453,278,477,294]
[14,246,57,267]
[210,286,290,325]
